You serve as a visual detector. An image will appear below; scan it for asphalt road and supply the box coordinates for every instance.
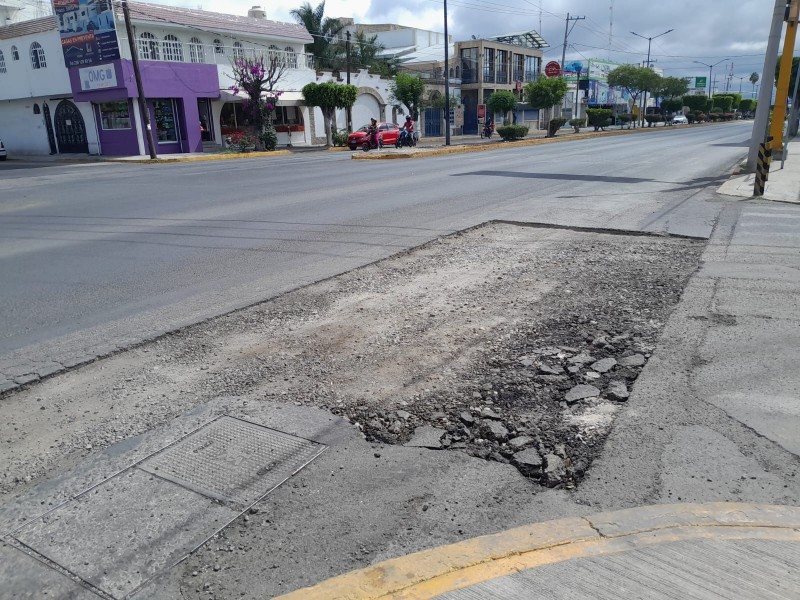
[0,122,752,388]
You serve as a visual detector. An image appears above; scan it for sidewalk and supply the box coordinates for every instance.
[718,137,800,203]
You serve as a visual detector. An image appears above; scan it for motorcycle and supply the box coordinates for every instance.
[481,123,493,139]
[361,131,383,151]
[395,129,417,148]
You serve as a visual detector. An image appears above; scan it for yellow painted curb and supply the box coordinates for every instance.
[118,150,292,164]
[274,502,800,600]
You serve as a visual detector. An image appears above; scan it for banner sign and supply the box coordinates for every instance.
[79,64,118,90]
[53,0,120,68]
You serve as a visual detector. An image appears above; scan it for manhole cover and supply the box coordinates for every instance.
[8,415,326,599]
[139,415,325,509]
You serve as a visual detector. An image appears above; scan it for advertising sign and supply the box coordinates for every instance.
[695,76,707,89]
[544,61,561,77]
[477,104,486,119]
[53,0,120,68]
[79,64,118,90]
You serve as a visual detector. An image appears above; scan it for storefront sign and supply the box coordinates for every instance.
[52,0,121,68]
[544,61,562,77]
[79,65,118,90]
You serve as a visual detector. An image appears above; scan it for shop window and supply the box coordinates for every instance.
[272,106,301,126]
[153,99,178,142]
[11,45,19,61]
[30,42,47,69]
[138,32,160,60]
[189,37,205,63]
[284,46,297,68]
[163,34,183,62]
[233,41,244,59]
[0,50,6,73]
[214,39,224,54]
[99,101,131,130]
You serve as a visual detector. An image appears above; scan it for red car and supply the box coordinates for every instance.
[348,122,400,150]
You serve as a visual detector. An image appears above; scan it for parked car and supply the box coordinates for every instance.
[0,138,6,161]
[348,122,400,150]
[671,114,688,125]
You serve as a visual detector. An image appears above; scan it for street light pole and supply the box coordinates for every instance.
[346,30,352,133]
[693,59,727,98]
[631,29,673,126]
[444,0,451,146]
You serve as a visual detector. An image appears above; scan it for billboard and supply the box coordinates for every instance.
[52,0,120,68]
[695,76,707,89]
[562,60,621,83]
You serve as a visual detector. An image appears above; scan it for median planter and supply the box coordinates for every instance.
[496,125,529,141]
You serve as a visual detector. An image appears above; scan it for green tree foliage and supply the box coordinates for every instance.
[712,94,736,112]
[390,72,426,120]
[229,54,286,150]
[660,98,683,113]
[775,56,800,101]
[682,95,708,112]
[290,1,344,69]
[486,91,518,124]
[739,98,757,112]
[656,76,690,99]
[524,77,569,109]
[496,125,529,140]
[302,81,358,145]
[607,64,661,108]
[585,108,612,131]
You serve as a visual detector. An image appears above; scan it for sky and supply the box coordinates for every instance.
[18,0,781,93]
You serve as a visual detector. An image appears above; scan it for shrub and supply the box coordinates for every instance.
[496,124,529,141]
[682,95,708,112]
[547,118,567,137]
[645,114,665,127]
[261,125,278,151]
[585,108,613,131]
[618,114,632,129]
[332,128,349,147]
[227,130,257,152]
[568,118,586,132]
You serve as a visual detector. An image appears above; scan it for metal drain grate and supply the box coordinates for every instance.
[138,415,325,509]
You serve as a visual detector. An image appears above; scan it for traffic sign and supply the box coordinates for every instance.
[544,61,562,77]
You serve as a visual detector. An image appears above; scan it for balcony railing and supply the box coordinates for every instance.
[118,37,314,70]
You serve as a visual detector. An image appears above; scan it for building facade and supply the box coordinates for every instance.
[0,2,398,156]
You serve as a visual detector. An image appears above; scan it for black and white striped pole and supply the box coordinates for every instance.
[754,135,774,196]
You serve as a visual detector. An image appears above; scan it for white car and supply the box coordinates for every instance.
[0,138,6,161]
[672,114,689,125]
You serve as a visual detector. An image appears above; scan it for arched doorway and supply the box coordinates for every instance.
[54,100,89,153]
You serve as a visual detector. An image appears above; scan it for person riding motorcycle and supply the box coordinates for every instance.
[398,115,415,146]
[367,118,379,147]
[483,117,494,138]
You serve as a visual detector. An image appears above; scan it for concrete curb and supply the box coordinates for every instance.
[274,502,800,600]
[116,149,292,164]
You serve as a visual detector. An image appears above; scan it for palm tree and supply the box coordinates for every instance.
[290,1,344,69]
[353,31,383,69]
[749,71,759,96]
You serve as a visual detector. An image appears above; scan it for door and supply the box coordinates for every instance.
[198,98,214,142]
[54,100,89,154]
[423,107,442,137]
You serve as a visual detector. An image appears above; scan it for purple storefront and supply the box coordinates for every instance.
[69,59,219,155]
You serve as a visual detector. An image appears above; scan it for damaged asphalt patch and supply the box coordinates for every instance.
[1,222,703,498]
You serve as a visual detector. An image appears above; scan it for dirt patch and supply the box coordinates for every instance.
[0,223,703,498]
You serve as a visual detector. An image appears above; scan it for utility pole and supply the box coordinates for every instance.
[748,0,790,171]
[632,29,673,127]
[769,0,798,156]
[561,13,585,68]
[346,30,352,133]
[122,0,156,159]
[444,0,451,145]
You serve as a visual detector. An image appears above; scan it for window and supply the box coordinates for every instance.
[272,105,301,126]
[483,47,495,83]
[99,101,132,129]
[233,41,244,59]
[460,47,478,84]
[11,45,19,61]
[0,50,5,73]
[268,43,279,64]
[30,42,47,69]
[189,37,205,63]
[138,32,159,60]
[214,39,224,54]
[496,49,508,84]
[284,46,297,68]
[162,34,183,62]
[153,99,178,142]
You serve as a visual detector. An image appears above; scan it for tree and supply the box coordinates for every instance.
[229,54,287,150]
[749,71,759,95]
[390,72,426,120]
[486,91,518,125]
[682,95,708,112]
[656,76,689,100]
[302,81,358,146]
[607,65,661,126]
[524,77,568,129]
[290,1,344,70]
